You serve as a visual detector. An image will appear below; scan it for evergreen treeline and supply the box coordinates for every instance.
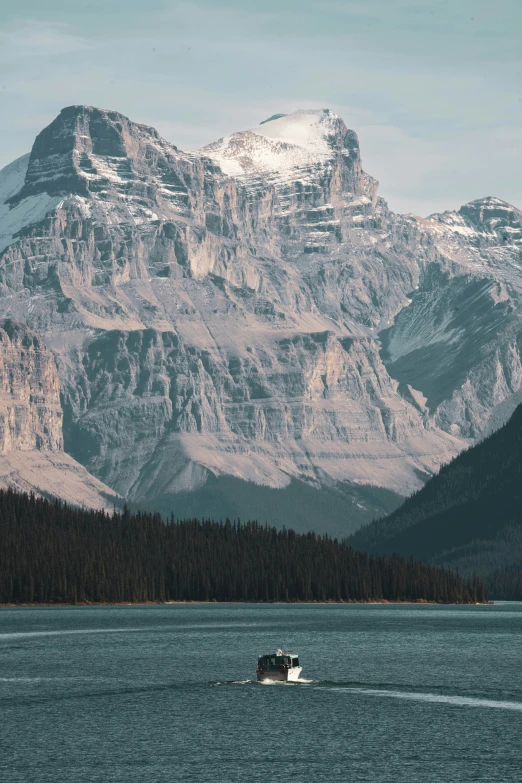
[0,488,483,604]
[484,568,522,602]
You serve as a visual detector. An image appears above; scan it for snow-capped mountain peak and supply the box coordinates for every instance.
[248,108,347,154]
[200,108,360,181]
[427,196,522,246]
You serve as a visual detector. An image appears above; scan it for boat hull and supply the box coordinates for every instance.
[257,667,302,682]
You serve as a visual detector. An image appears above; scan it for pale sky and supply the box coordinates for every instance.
[1,0,521,215]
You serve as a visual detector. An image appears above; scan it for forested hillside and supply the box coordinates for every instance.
[0,488,482,604]
[348,405,522,599]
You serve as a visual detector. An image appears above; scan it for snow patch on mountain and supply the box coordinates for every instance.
[0,155,30,202]
[201,109,347,181]
[0,155,62,253]
[427,197,522,246]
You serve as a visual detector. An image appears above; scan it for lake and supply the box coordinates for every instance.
[1,603,521,782]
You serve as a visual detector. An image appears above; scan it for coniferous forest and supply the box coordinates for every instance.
[0,488,484,604]
[348,404,522,599]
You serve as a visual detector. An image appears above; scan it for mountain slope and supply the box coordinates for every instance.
[0,318,121,510]
[348,404,522,593]
[0,105,521,532]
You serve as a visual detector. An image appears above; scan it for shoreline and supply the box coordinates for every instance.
[0,599,493,608]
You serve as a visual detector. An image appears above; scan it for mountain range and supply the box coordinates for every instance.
[0,105,521,534]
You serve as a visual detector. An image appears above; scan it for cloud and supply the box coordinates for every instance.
[0,20,91,63]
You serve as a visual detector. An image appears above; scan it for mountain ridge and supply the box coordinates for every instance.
[0,104,520,532]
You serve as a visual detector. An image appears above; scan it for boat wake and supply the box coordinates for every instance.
[258,677,314,685]
[211,678,315,687]
[211,680,522,708]
[329,686,522,712]
[0,677,47,683]
[211,680,254,686]
[0,628,154,640]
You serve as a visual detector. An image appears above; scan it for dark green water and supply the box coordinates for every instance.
[1,603,521,782]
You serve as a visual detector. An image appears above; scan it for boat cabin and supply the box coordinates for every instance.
[258,652,299,671]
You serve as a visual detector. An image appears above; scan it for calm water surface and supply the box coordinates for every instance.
[1,603,521,782]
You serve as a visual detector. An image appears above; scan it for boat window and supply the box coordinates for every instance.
[283,656,291,666]
[292,657,299,667]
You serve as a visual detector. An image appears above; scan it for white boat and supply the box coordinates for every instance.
[257,649,302,682]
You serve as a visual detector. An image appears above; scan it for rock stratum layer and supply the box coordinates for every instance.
[0,318,62,453]
[0,105,520,532]
[0,317,120,509]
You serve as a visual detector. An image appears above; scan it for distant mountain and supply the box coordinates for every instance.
[348,405,522,598]
[0,104,521,532]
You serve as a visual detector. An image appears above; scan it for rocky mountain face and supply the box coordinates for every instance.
[0,318,62,453]
[0,318,120,509]
[382,197,522,440]
[0,105,520,533]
